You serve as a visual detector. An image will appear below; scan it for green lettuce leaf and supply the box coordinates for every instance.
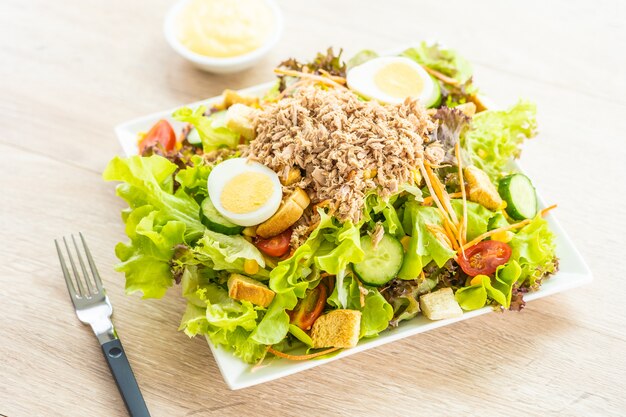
[114,205,185,298]
[327,274,393,338]
[451,199,497,241]
[249,292,296,345]
[462,100,538,180]
[397,203,456,280]
[509,216,558,288]
[360,289,393,338]
[193,229,266,272]
[363,192,407,238]
[178,267,267,363]
[347,49,378,70]
[172,106,239,152]
[174,155,213,199]
[401,41,473,85]
[103,155,204,242]
[455,260,522,310]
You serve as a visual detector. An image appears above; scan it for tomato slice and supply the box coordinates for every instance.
[457,240,512,276]
[289,282,328,331]
[138,119,177,153]
[254,229,292,257]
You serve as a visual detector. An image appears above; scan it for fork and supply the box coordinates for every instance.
[55,233,150,417]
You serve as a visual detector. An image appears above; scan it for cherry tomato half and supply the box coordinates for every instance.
[289,281,329,331]
[254,229,292,257]
[457,240,512,276]
[138,119,177,153]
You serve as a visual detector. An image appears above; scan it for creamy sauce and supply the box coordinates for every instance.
[176,0,274,58]
[374,62,424,99]
[221,172,274,214]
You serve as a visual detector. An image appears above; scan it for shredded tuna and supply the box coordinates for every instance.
[245,86,437,223]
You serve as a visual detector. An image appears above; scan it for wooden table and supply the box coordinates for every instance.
[2,0,625,415]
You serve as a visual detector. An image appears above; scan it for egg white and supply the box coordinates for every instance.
[347,56,437,106]
[207,158,283,226]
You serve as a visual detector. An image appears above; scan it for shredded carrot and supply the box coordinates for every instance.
[273,68,346,89]
[317,68,347,84]
[438,217,460,251]
[419,161,464,252]
[456,216,466,257]
[458,204,557,252]
[455,142,468,249]
[418,163,455,231]
[422,192,463,206]
[423,66,460,86]
[268,346,341,361]
[425,162,459,225]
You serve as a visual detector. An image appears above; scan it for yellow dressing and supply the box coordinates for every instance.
[176,0,274,58]
[221,172,274,214]
[374,62,424,99]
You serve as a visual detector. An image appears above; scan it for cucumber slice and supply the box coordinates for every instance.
[498,174,538,220]
[200,197,244,235]
[424,75,442,108]
[187,110,228,147]
[353,234,404,286]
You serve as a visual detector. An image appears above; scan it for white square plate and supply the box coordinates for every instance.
[114,81,592,390]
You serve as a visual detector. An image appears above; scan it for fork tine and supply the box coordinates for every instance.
[55,239,79,303]
[72,234,95,296]
[80,232,103,291]
[63,236,86,297]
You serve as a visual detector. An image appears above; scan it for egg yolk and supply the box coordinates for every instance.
[221,172,274,214]
[374,62,424,99]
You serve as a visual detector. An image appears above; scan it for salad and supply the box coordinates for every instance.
[104,42,558,364]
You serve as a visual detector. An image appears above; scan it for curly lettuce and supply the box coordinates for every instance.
[509,216,558,288]
[397,202,456,280]
[172,106,239,152]
[462,100,538,180]
[179,267,267,363]
[455,261,522,310]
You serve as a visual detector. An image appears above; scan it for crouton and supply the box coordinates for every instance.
[227,274,275,307]
[280,167,302,186]
[455,102,476,117]
[256,188,310,238]
[222,89,259,108]
[311,309,362,348]
[225,103,257,141]
[419,288,463,320]
[464,166,503,211]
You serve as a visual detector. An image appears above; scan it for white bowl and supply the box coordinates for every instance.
[163,0,283,74]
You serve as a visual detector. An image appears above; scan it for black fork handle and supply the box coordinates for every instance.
[101,339,151,417]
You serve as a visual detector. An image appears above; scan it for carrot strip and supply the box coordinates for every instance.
[268,346,341,361]
[423,66,460,86]
[273,68,346,89]
[419,162,462,251]
[422,192,463,206]
[425,162,459,225]
[317,68,347,84]
[455,142,468,248]
[458,205,557,252]
[438,216,459,251]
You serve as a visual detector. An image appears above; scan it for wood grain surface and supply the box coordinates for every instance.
[1,0,625,416]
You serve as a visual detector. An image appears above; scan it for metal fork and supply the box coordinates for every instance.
[55,233,150,417]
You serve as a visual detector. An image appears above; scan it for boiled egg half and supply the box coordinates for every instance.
[207,158,282,226]
[347,56,441,107]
